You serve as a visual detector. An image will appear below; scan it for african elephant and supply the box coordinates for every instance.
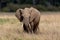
[15,7,40,33]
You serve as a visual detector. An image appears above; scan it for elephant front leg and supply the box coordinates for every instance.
[23,24,28,32]
[23,24,31,33]
[29,24,33,33]
[30,22,34,33]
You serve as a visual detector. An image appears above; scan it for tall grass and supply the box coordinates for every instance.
[0,12,60,40]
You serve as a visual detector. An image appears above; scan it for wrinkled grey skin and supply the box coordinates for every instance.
[15,7,40,33]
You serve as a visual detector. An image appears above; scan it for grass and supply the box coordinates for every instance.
[0,18,10,25]
[0,12,60,40]
[0,18,19,25]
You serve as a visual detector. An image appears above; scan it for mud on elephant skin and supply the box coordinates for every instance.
[15,7,40,33]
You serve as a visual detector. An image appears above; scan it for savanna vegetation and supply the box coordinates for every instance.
[0,12,60,40]
[0,0,60,12]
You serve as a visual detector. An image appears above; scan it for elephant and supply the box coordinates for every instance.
[15,7,40,33]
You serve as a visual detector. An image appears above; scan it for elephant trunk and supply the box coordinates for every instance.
[23,17,31,33]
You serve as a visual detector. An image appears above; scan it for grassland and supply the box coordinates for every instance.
[0,12,60,40]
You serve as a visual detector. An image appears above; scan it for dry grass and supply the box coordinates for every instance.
[0,12,60,40]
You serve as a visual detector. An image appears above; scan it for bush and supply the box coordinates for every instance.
[1,3,60,12]
[7,3,20,12]
[1,7,10,12]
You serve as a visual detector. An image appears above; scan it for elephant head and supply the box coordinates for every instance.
[15,8,24,22]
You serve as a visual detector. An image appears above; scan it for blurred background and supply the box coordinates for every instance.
[0,0,60,12]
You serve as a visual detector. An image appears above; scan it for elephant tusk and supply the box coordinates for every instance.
[29,24,31,29]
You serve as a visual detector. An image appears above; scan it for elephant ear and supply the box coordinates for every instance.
[29,7,40,22]
[15,9,24,21]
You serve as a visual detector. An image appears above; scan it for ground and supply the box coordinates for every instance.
[0,12,60,40]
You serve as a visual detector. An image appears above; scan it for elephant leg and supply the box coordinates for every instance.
[23,24,31,33]
[33,23,39,33]
[29,24,32,33]
[30,22,34,33]
[23,24,28,32]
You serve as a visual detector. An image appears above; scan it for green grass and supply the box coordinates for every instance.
[0,18,9,25]
[0,18,18,25]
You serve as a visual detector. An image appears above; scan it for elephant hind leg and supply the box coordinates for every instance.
[33,23,39,33]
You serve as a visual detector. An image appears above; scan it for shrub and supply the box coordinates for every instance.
[1,4,60,12]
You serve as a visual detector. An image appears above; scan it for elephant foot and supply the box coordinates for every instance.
[33,28,39,34]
